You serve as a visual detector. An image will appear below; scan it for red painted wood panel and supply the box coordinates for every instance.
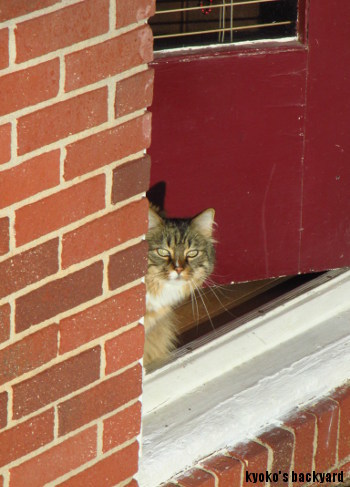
[149,0,350,283]
[149,45,307,282]
[300,0,350,272]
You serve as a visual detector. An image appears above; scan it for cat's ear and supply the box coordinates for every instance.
[191,208,215,238]
[148,207,163,230]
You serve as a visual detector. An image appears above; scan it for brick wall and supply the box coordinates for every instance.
[0,1,154,485]
[163,383,350,487]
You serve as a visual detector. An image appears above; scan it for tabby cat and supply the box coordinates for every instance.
[144,204,216,370]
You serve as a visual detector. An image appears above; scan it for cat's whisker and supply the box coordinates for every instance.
[206,285,237,318]
[189,282,200,330]
[203,278,229,297]
[192,281,217,334]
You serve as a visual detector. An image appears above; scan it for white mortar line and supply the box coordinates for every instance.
[10,120,17,161]
[1,9,147,68]
[58,54,66,96]
[0,233,143,300]
[3,362,142,440]
[9,299,15,339]
[1,470,9,487]
[107,78,117,122]
[7,26,16,66]
[96,419,104,456]
[109,0,117,32]
[7,209,15,253]
[46,437,138,486]
[329,397,341,466]
[0,105,147,172]
[59,146,66,185]
[0,189,145,262]
[4,385,13,423]
[54,404,59,440]
[254,438,274,487]
[280,424,296,487]
[102,254,110,297]
[0,397,140,475]
[0,234,145,310]
[104,165,114,208]
[197,466,219,487]
[0,276,144,351]
[0,65,148,129]
[0,150,145,220]
[0,0,86,29]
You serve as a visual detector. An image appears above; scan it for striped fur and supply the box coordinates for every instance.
[144,204,216,371]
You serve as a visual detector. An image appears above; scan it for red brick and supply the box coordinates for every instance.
[0,409,54,468]
[0,217,9,256]
[0,324,58,387]
[65,25,153,92]
[0,60,59,117]
[259,427,294,486]
[58,364,142,436]
[105,325,144,374]
[115,69,154,118]
[0,124,11,165]
[15,0,109,63]
[15,174,105,246]
[0,0,59,22]
[9,426,97,487]
[0,239,58,299]
[230,441,269,487]
[0,391,7,429]
[57,441,139,487]
[125,481,138,487]
[284,412,315,486]
[64,112,152,180]
[0,29,8,70]
[201,455,242,487]
[0,151,60,210]
[61,198,148,268]
[0,303,10,343]
[0,475,3,487]
[103,401,141,452]
[112,156,151,204]
[13,346,100,419]
[116,0,155,28]
[17,87,107,155]
[109,241,148,290]
[305,399,339,471]
[333,385,350,460]
[15,261,103,333]
[59,284,146,353]
[177,468,215,487]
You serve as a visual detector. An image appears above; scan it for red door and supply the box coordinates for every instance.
[149,1,350,284]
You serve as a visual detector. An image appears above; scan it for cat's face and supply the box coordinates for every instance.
[146,207,216,291]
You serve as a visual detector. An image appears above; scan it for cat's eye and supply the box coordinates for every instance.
[186,250,199,258]
[157,248,170,257]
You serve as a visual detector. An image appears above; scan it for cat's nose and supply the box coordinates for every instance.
[175,266,184,274]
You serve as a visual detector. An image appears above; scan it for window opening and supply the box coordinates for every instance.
[150,0,298,51]
[175,273,323,349]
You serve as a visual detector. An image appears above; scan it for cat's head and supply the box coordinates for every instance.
[146,206,216,289]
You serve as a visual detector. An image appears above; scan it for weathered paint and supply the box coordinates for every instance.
[149,0,350,283]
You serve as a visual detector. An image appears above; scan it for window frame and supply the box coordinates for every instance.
[139,268,350,485]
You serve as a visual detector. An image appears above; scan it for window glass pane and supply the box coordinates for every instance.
[150,0,298,51]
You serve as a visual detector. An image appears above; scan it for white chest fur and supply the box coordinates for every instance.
[146,280,188,312]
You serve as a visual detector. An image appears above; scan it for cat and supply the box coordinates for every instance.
[144,204,216,371]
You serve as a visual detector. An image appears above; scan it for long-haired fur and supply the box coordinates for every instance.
[144,204,216,371]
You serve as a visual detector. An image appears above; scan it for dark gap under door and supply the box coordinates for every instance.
[175,273,322,345]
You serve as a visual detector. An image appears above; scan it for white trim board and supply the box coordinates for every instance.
[138,269,350,486]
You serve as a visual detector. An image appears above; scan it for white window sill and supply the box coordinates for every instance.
[138,269,350,487]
